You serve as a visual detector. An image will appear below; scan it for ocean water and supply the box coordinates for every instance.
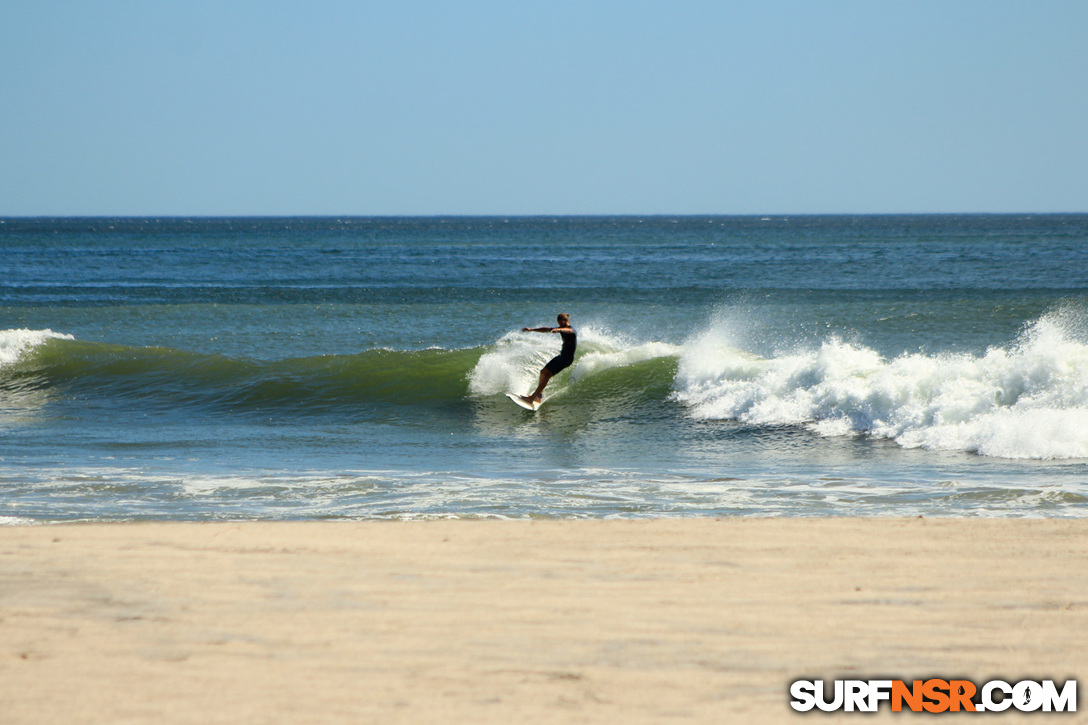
[2,215,1087,522]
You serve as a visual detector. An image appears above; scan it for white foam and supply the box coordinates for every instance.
[0,516,38,526]
[673,311,1088,460]
[569,338,681,381]
[0,329,73,367]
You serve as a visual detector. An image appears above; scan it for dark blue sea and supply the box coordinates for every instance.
[2,215,1087,522]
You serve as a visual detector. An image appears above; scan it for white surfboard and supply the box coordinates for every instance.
[506,393,542,411]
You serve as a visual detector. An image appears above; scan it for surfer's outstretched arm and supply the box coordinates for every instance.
[523,326,573,334]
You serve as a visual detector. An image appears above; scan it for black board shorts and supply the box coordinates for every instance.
[544,353,574,375]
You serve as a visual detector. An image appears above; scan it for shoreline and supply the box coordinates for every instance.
[2,518,1085,723]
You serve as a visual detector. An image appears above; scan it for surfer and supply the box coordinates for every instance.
[521,313,576,404]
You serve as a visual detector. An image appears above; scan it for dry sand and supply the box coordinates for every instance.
[1,518,1085,723]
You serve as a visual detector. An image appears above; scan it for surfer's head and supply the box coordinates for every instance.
[557,313,570,327]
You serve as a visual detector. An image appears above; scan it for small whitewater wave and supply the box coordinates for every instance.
[673,308,1088,460]
[0,329,74,366]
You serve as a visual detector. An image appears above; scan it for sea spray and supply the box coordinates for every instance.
[467,330,553,398]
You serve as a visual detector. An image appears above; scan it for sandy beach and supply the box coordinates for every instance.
[1,518,1084,723]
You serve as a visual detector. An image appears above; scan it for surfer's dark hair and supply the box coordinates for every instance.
[557,313,570,324]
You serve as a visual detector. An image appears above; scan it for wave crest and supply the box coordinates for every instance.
[0,329,74,367]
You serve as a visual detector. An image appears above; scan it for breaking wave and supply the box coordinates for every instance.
[5,308,1088,460]
[672,308,1088,460]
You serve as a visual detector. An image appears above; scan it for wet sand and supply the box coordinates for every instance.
[2,518,1085,723]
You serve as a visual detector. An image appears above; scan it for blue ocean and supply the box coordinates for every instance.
[2,215,1087,522]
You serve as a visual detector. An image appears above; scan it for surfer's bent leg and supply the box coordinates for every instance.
[529,369,553,402]
[530,354,573,401]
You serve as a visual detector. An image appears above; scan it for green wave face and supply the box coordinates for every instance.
[3,338,488,415]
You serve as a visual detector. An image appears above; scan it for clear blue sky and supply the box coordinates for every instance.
[2,1,1085,215]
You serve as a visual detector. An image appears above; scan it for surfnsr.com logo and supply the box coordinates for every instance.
[789,679,1077,713]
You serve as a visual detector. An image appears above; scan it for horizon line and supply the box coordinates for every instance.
[2,210,1086,220]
